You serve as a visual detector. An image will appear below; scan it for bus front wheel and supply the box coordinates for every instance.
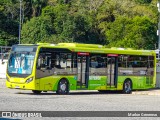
[123,80,132,94]
[32,90,42,94]
[56,79,69,95]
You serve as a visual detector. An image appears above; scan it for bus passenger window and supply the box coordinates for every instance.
[90,55,106,75]
[37,54,52,69]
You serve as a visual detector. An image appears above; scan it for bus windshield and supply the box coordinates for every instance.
[7,52,35,76]
[7,45,37,77]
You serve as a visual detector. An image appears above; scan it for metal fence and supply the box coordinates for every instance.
[0,46,11,61]
[0,46,11,78]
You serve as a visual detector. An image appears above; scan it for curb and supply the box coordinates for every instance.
[132,90,160,95]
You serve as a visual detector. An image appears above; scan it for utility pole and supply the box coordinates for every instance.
[18,0,22,44]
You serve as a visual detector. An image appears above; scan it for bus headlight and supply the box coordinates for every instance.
[6,76,10,82]
[26,77,33,83]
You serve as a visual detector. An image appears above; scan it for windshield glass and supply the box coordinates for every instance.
[8,52,35,75]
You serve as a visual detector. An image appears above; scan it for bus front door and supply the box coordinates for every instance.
[107,55,118,88]
[77,53,89,89]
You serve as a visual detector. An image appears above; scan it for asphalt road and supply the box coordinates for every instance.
[0,79,160,120]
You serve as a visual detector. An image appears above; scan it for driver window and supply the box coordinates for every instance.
[37,55,43,69]
[36,51,54,78]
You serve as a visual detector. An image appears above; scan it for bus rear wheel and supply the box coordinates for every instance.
[32,90,42,94]
[123,80,132,94]
[56,79,69,95]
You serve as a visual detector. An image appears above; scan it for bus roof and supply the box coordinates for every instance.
[14,43,156,56]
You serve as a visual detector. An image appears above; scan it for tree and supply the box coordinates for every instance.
[135,0,152,4]
[0,0,158,48]
[0,0,19,46]
[21,15,54,44]
[105,16,157,49]
[31,0,48,17]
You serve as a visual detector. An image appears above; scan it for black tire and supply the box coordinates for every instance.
[32,90,42,94]
[56,79,69,95]
[123,80,132,94]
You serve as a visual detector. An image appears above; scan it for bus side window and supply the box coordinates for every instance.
[37,55,46,69]
[45,56,52,70]
[37,55,42,69]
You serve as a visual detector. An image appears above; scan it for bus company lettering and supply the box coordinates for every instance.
[89,76,101,80]
[139,70,146,75]
[119,70,133,74]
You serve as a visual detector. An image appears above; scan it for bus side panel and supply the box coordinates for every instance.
[118,76,147,90]
[52,76,77,91]
[117,76,137,90]
[66,76,77,90]
[37,76,76,91]
[117,76,155,90]
[38,76,59,91]
[88,76,107,90]
[135,76,154,89]
[134,76,146,89]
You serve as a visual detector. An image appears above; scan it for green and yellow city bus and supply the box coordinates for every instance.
[6,43,156,94]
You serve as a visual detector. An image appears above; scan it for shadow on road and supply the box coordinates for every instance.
[15,90,124,96]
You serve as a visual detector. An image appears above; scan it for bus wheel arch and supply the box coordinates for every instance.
[123,79,132,94]
[56,78,69,95]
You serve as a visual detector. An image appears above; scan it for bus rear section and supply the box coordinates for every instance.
[106,54,155,93]
[76,53,156,94]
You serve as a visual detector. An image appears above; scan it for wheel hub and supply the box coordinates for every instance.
[125,82,131,92]
[60,84,66,91]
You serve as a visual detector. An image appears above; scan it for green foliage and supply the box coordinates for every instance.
[106,16,157,49]
[0,9,18,46]
[0,0,158,50]
[135,0,152,4]
[21,15,54,44]
[31,0,48,16]
[21,4,104,44]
